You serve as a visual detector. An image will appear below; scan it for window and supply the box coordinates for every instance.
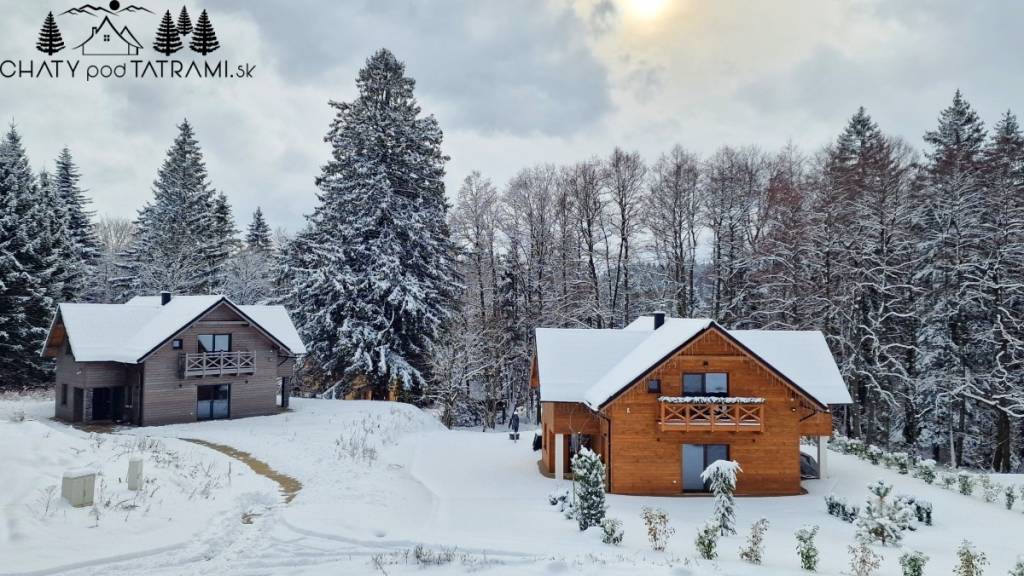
[61,384,68,405]
[103,34,110,42]
[646,379,662,394]
[197,384,230,420]
[682,444,730,492]
[172,338,183,350]
[682,373,729,396]
[198,334,231,353]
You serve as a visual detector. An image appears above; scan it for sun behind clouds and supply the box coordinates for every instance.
[623,0,670,20]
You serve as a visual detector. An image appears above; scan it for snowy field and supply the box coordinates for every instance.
[2,394,1023,576]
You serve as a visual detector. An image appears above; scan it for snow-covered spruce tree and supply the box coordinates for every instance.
[280,49,457,395]
[694,520,719,560]
[0,126,60,385]
[848,542,882,576]
[899,551,928,576]
[246,207,273,254]
[700,459,741,535]
[855,480,914,546]
[1009,558,1024,576]
[953,540,988,576]
[738,518,769,564]
[120,120,236,298]
[914,90,988,468]
[571,447,606,531]
[795,525,820,572]
[51,147,100,301]
[600,517,623,545]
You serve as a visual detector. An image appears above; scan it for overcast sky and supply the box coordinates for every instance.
[2,0,1022,232]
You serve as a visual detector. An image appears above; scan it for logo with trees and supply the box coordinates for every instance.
[35,3,223,58]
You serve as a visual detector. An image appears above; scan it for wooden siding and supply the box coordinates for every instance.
[539,401,603,474]
[602,328,823,496]
[140,302,290,426]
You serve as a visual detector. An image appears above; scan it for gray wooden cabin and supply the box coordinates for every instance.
[42,293,306,426]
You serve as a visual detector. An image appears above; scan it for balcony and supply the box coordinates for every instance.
[180,351,255,378]
[658,397,765,432]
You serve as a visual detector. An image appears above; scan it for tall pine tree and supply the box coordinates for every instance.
[189,10,220,55]
[52,148,100,301]
[152,10,182,56]
[282,48,457,394]
[121,120,236,297]
[246,207,273,253]
[36,12,65,56]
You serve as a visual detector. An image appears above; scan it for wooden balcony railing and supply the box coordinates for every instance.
[658,398,765,432]
[180,351,255,378]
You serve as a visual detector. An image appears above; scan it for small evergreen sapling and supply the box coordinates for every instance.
[978,475,999,503]
[899,551,928,576]
[953,540,987,576]
[1004,485,1017,510]
[867,445,884,465]
[795,525,819,572]
[1008,558,1024,576]
[848,542,882,576]
[855,480,914,545]
[700,459,741,535]
[890,452,911,474]
[940,472,958,490]
[641,507,674,552]
[738,518,769,564]
[695,520,719,560]
[914,459,937,484]
[599,517,623,545]
[957,471,976,496]
[570,448,606,531]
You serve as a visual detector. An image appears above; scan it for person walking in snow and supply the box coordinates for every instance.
[509,411,520,442]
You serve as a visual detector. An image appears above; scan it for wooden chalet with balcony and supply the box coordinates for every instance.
[531,313,852,496]
[42,293,306,426]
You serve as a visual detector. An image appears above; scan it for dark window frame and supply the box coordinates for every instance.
[61,383,68,405]
[682,372,729,397]
[197,334,232,353]
[646,379,662,394]
[172,338,183,350]
[682,443,731,493]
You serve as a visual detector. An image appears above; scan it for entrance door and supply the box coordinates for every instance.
[682,444,730,492]
[91,387,112,421]
[197,384,230,421]
[72,388,84,423]
[110,387,124,422]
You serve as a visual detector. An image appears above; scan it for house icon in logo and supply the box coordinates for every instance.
[74,16,142,56]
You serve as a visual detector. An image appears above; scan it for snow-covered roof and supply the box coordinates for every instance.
[535,316,852,409]
[47,295,306,363]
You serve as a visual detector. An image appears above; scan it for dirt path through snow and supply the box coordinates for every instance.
[182,438,302,504]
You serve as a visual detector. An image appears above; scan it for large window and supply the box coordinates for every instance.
[682,373,728,396]
[198,334,231,353]
[197,384,230,420]
[682,444,730,492]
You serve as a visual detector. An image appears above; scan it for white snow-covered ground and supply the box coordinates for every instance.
[2,394,1023,576]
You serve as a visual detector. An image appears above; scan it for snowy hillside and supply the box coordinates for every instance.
[2,396,1023,576]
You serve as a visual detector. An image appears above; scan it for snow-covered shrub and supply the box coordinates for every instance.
[847,542,882,576]
[866,445,884,465]
[795,525,820,572]
[1008,558,1024,576]
[953,540,988,576]
[940,471,958,490]
[700,459,741,535]
[911,499,932,526]
[694,520,719,560]
[1004,485,1017,510]
[956,471,976,496]
[899,551,928,576]
[855,480,914,545]
[825,494,859,523]
[846,438,867,457]
[7,409,26,423]
[413,545,456,565]
[913,459,937,484]
[599,517,623,545]
[548,491,567,506]
[571,448,606,531]
[979,476,1000,504]
[641,507,674,552]
[889,452,911,474]
[738,518,769,564]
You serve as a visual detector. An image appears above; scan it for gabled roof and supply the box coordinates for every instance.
[535,316,852,409]
[73,16,143,50]
[44,295,306,363]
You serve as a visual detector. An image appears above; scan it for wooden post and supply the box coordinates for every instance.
[818,436,828,479]
[554,433,565,480]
